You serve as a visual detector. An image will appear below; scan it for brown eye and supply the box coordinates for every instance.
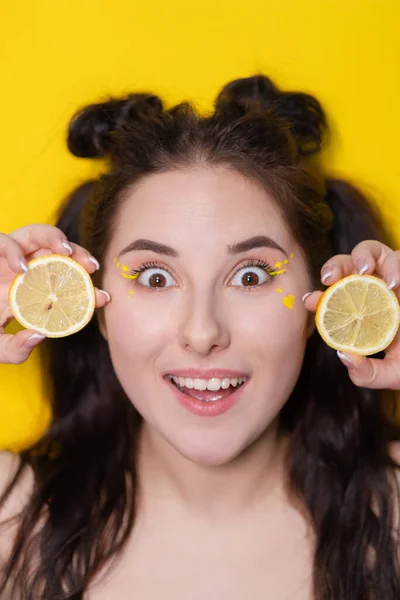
[149,273,167,288]
[230,266,270,288]
[137,267,176,289]
[242,272,260,286]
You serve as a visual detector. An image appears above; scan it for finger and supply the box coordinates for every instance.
[0,329,46,365]
[0,232,30,274]
[9,225,74,260]
[57,242,100,275]
[350,239,394,280]
[377,250,400,292]
[319,254,357,287]
[336,350,400,390]
[95,288,111,308]
[302,290,323,312]
[22,240,101,276]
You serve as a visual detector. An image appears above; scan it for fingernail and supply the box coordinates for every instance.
[337,350,353,365]
[356,259,368,275]
[20,259,29,273]
[99,289,111,302]
[302,292,313,302]
[62,242,73,255]
[388,277,397,290]
[26,333,46,346]
[321,270,333,284]
[88,256,100,270]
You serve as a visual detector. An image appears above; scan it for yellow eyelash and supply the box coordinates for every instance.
[113,259,140,280]
[269,268,286,275]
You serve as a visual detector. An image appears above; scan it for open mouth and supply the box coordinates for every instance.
[166,375,249,403]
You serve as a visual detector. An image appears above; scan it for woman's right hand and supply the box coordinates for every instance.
[0,224,110,365]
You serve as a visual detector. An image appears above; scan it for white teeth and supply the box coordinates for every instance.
[194,379,207,391]
[168,375,248,392]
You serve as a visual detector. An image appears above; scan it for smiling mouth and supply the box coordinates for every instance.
[166,375,249,402]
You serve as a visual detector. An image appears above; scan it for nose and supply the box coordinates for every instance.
[178,295,230,356]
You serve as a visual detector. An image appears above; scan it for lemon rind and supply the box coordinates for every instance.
[315,274,400,356]
[9,254,96,338]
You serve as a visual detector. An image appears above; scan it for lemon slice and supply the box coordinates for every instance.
[315,274,400,356]
[9,254,96,338]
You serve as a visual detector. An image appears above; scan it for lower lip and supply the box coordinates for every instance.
[165,377,247,417]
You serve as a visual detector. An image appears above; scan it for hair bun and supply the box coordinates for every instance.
[215,74,326,156]
[67,93,163,158]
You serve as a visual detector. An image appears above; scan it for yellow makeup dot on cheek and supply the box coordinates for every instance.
[129,290,134,296]
[283,259,289,264]
[275,261,283,269]
[290,253,294,259]
[122,265,129,272]
[283,294,295,310]
[276,287,283,293]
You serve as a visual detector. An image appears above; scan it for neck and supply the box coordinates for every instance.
[135,421,289,520]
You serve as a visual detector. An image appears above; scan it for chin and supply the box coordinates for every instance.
[172,433,247,467]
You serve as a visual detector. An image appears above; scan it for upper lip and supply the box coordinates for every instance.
[165,369,249,379]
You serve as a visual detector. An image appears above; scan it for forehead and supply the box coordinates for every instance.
[112,167,293,251]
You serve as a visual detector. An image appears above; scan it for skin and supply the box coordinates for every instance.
[0,168,400,598]
[90,166,316,598]
[100,167,314,468]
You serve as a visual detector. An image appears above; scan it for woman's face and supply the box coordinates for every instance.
[101,167,314,465]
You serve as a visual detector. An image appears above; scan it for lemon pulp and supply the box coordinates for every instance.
[316,275,400,355]
[9,255,95,338]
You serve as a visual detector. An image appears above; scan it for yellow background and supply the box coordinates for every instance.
[1,0,399,450]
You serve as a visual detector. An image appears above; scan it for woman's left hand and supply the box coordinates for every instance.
[304,239,400,390]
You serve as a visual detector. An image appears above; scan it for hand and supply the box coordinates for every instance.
[303,240,400,390]
[0,224,111,365]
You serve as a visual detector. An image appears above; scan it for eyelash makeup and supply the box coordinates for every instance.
[115,254,296,307]
[128,261,173,279]
[128,258,278,284]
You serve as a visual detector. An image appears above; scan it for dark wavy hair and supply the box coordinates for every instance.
[1,75,399,599]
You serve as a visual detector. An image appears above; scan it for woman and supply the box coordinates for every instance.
[0,75,399,599]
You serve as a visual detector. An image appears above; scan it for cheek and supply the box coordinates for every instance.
[231,287,308,352]
[105,293,174,358]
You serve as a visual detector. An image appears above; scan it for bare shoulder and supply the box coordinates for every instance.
[0,451,34,560]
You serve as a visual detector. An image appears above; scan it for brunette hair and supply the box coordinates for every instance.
[1,75,399,599]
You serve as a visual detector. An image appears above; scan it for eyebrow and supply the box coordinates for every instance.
[118,235,288,258]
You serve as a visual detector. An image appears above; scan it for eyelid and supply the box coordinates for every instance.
[230,259,275,278]
[130,261,174,277]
